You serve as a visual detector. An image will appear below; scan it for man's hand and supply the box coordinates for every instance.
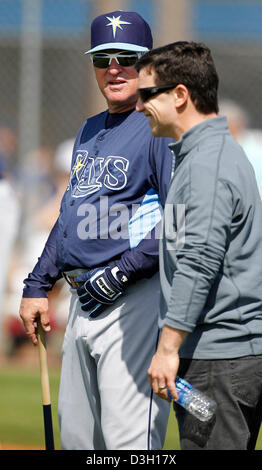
[19,297,50,345]
[75,265,129,316]
[148,349,180,402]
[147,326,188,401]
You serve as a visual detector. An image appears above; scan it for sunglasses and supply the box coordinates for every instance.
[138,84,178,103]
[90,51,142,69]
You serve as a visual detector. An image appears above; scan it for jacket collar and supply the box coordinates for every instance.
[168,116,229,158]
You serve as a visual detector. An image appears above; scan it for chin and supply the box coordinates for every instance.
[151,129,159,137]
[107,93,137,112]
[151,125,162,138]
[153,124,173,138]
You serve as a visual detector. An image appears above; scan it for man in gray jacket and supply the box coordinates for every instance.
[135,41,262,450]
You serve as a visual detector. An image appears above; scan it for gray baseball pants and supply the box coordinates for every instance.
[58,273,170,450]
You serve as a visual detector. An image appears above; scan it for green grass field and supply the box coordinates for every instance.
[0,364,260,450]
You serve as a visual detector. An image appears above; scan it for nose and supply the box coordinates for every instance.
[107,58,122,73]
[136,96,145,113]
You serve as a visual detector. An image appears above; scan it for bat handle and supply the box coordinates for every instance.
[37,318,55,450]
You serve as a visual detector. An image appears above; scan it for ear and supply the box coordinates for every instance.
[174,84,189,109]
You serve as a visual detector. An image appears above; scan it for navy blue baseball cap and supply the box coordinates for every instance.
[85,10,153,54]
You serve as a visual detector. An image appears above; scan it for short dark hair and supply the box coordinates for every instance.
[135,41,219,114]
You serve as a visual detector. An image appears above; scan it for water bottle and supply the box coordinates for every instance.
[168,376,217,422]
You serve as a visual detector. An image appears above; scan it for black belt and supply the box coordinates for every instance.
[62,272,85,289]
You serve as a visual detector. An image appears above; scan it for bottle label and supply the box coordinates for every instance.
[175,378,193,405]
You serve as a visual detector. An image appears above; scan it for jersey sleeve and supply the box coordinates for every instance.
[22,220,62,298]
[21,125,83,298]
[148,136,174,205]
[116,137,173,282]
[116,224,161,282]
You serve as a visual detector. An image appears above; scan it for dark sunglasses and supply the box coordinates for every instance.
[138,84,178,103]
[90,51,142,69]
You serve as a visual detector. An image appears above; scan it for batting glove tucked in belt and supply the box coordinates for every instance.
[74,266,129,316]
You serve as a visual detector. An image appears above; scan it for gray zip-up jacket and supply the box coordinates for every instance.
[159,116,262,359]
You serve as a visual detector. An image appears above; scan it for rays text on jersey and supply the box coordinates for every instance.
[68,150,129,197]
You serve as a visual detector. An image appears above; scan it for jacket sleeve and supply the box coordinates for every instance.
[22,219,62,298]
[163,157,233,332]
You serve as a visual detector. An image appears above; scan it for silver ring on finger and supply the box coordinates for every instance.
[158,385,168,391]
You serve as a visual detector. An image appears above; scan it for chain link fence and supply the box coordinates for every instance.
[212,43,262,128]
[1,1,262,153]
[1,0,92,150]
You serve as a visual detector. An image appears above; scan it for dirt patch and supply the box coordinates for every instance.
[0,442,44,450]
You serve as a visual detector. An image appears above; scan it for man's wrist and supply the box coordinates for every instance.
[110,264,129,287]
[158,325,188,354]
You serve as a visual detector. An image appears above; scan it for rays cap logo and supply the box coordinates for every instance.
[85,10,153,54]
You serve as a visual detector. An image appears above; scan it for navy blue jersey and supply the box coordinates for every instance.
[23,109,173,297]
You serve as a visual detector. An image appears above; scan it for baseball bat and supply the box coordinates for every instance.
[37,318,55,450]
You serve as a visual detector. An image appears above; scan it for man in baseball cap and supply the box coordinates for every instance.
[20,10,172,450]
